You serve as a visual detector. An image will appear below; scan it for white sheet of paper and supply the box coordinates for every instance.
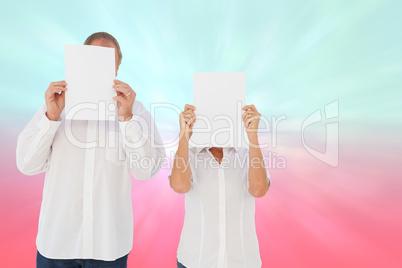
[65,45,116,121]
[191,72,246,148]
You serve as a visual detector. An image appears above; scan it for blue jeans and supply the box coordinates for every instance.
[177,260,187,268]
[36,251,128,268]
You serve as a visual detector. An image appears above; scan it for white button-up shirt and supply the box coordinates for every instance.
[16,100,165,261]
[172,147,270,268]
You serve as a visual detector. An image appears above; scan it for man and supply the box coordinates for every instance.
[16,32,165,267]
[170,104,270,268]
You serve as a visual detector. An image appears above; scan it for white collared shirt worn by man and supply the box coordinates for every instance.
[16,100,165,260]
[16,32,166,262]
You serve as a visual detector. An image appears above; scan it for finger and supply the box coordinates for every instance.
[189,117,196,127]
[184,115,196,125]
[242,104,256,111]
[180,113,185,123]
[185,117,195,126]
[242,110,254,122]
[183,110,195,116]
[116,86,135,98]
[113,83,129,90]
[242,105,257,112]
[245,116,259,127]
[114,85,131,96]
[50,81,67,87]
[113,79,126,85]
[113,95,127,103]
[245,116,254,127]
[183,110,196,118]
[184,104,196,111]
[185,118,196,126]
[183,111,196,120]
[60,90,66,99]
[183,109,195,114]
[242,110,252,119]
[113,84,130,92]
[49,86,67,93]
[46,87,67,96]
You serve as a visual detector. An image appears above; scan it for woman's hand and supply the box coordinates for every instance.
[242,104,261,142]
[180,104,196,141]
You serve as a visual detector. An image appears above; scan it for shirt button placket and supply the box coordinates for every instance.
[83,120,96,257]
[217,165,226,268]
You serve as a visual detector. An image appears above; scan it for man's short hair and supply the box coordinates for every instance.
[84,32,122,66]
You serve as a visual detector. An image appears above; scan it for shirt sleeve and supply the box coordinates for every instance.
[119,101,166,180]
[168,162,173,180]
[16,105,62,175]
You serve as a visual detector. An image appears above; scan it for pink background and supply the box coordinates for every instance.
[2,124,401,267]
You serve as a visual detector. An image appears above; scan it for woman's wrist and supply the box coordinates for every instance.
[248,133,259,146]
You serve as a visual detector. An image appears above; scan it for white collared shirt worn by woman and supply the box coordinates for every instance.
[170,104,270,268]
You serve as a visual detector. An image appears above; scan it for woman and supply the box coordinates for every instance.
[170,104,270,268]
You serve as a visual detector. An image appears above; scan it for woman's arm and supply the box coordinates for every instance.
[248,135,269,197]
[243,105,269,198]
[170,104,196,194]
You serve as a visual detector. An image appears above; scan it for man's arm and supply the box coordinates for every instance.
[119,104,166,180]
[16,105,62,175]
[113,79,165,180]
[16,81,66,175]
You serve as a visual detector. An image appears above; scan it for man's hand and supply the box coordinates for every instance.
[113,79,136,122]
[180,104,196,141]
[242,104,261,142]
[45,81,67,121]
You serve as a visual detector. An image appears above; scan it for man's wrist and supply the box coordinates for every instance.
[45,112,59,121]
[120,114,133,122]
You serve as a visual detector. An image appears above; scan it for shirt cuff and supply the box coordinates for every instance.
[267,171,271,187]
[119,117,143,143]
[40,113,62,135]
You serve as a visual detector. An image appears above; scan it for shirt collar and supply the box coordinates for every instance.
[193,147,240,153]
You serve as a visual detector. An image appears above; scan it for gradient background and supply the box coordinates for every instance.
[1,0,402,267]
